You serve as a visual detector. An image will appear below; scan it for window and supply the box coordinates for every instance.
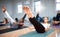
[35,1,41,12]
[18,4,22,13]
[56,0,60,10]
[34,1,45,13]
[56,0,60,2]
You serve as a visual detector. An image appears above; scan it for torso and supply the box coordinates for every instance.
[41,23,50,29]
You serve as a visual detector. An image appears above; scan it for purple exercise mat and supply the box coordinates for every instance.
[51,24,60,28]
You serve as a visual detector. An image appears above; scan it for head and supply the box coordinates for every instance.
[52,17,60,24]
[3,18,8,23]
[20,18,24,23]
[57,10,60,14]
[15,18,18,22]
[43,17,49,23]
[53,17,57,21]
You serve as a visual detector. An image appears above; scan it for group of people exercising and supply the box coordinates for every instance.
[0,6,60,33]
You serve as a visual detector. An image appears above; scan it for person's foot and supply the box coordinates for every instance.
[23,6,34,18]
[23,6,30,13]
[2,6,6,12]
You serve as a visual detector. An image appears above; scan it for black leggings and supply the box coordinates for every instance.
[29,17,45,33]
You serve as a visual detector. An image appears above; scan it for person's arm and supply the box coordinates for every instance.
[20,14,26,23]
[46,24,50,31]
[1,21,6,24]
[36,13,39,18]
[22,14,26,20]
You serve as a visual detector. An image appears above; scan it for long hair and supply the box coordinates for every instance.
[42,17,48,23]
[15,18,18,22]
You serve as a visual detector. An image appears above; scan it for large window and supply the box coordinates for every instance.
[34,1,45,13]
[35,1,41,12]
[56,0,60,10]
[18,4,22,13]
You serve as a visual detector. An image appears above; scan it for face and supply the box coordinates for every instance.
[43,17,48,23]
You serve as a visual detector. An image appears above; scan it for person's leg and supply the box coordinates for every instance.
[23,6,45,33]
[29,17,45,33]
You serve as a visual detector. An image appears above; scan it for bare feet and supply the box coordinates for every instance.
[23,6,30,13]
[23,6,34,18]
[2,6,6,12]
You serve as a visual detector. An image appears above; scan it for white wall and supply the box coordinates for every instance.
[0,0,56,20]
[0,0,13,20]
[34,0,56,18]
[39,0,56,17]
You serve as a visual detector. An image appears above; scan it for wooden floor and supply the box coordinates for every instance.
[0,26,10,30]
[47,27,60,37]
[0,26,59,37]
[0,26,35,37]
[47,31,56,37]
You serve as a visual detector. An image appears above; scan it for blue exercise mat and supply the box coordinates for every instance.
[18,29,54,37]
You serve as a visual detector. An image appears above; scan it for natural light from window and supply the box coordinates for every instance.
[56,3,60,10]
[35,1,45,13]
[56,0,60,10]
[56,0,60,2]
[18,5,22,13]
